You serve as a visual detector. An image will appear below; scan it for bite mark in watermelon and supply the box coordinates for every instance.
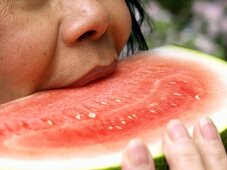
[0,46,227,170]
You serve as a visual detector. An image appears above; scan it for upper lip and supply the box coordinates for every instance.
[66,59,118,88]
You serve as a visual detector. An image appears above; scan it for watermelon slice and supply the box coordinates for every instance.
[0,46,226,170]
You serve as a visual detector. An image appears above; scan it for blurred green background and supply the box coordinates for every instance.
[145,0,227,61]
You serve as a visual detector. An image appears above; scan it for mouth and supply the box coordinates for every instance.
[65,59,118,88]
[39,37,119,91]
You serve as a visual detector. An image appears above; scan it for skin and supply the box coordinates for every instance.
[0,1,226,169]
[122,118,227,170]
[0,0,131,104]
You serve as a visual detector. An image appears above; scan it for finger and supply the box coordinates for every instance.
[163,119,205,170]
[193,117,227,170]
[121,138,155,170]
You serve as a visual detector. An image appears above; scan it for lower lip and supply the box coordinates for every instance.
[67,59,118,88]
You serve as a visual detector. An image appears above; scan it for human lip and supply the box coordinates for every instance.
[65,59,118,88]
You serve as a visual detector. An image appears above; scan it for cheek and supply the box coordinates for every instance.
[110,2,132,53]
[0,17,57,101]
[0,32,50,79]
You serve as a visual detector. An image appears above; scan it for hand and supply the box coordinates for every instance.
[121,117,227,170]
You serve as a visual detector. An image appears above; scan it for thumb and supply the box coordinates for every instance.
[121,138,155,170]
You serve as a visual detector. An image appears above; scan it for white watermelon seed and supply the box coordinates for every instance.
[115,99,122,103]
[132,114,137,118]
[76,115,81,120]
[150,110,157,113]
[121,121,126,124]
[47,120,53,126]
[127,116,133,119]
[115,126,122,130]
[174,93,182,96]
[170,103,177,107]
[100,101,108,105]
[195,95,200,100]
[108,126,113,130]
[88,112,96,118]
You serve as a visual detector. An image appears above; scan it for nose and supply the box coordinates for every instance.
[60,1,111,45]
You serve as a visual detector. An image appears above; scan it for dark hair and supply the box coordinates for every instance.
[126,0,152,55]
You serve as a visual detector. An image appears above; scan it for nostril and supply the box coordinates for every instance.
[78,30,97,41]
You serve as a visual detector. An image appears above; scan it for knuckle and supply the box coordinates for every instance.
[164,138,206,169]
[177,150,201,163]
[207,142,227,162]
[170,140,201,163]
[211,151,227,164]
[170,151,203,169]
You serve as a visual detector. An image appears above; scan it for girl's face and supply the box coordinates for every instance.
[0,0,131,104]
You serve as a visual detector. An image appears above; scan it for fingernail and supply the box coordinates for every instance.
[127,139,150,166]
[199,117,219,140]
[167,120,189,141]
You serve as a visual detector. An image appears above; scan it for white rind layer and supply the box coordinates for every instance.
[1,46,227,170]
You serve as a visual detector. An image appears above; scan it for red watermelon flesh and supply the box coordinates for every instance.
[0,46,227,169]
